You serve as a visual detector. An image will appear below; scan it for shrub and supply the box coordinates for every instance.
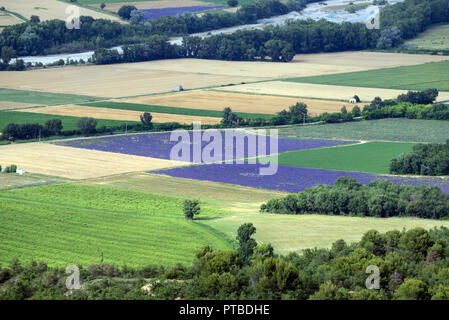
[118,5,138,20]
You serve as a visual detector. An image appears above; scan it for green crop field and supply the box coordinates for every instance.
[404,23,449,51]
[0,184,234,267]
[83,172,288,210]
[0,88,100,106]
[83,101,274,120]
[0,111,137,132]
[278,118,449,143]
[283,61,449,92]
[271,142,414,174]
[84,173,449,256]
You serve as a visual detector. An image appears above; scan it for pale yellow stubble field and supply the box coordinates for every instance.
[125,52,449,78]
[118,90,363,115]
[215,81,449,102]
[0,64,266,98]
[215,81,411,101]
[1,51,447,100]
[0,143,189,179]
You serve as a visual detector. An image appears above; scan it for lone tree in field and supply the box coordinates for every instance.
[227,0,238,7]
[140,112,153,128]
[77,117,97,135]
[237,223,257,264]
[100,3,106,10]
[184,199,200,220]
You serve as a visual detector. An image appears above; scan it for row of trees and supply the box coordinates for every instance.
[260,177,449,219]
[2,224,449,300]
[1,112,185,141]
[390,141,449,176]
[1,119,62,141]
[93,18,376,64]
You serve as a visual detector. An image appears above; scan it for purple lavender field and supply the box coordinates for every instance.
[55,131,355,163]
[152,164,449,194]
[141,6,225,20]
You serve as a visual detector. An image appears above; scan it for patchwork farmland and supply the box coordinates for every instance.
[3,0,449,298]
[3,0,449,302]
[2,49,449,271]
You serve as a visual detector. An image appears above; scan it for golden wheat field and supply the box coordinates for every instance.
[215,81,415,101]
[117,90,362,115]
[0,0,122,23]
[0,64,264,98]
[0,143,188,179]
[1,51,446,100]
[127,52,449,78]
[16,105,222,124]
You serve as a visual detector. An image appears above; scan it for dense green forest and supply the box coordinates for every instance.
[260,177,449,219]
[390,141,449,176]
[2,223,449,300]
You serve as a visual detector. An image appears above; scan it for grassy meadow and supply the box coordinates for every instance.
[403,23,449,51]
[278,118,449,143]
[283,61,449,91]
[274,142,415,174]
